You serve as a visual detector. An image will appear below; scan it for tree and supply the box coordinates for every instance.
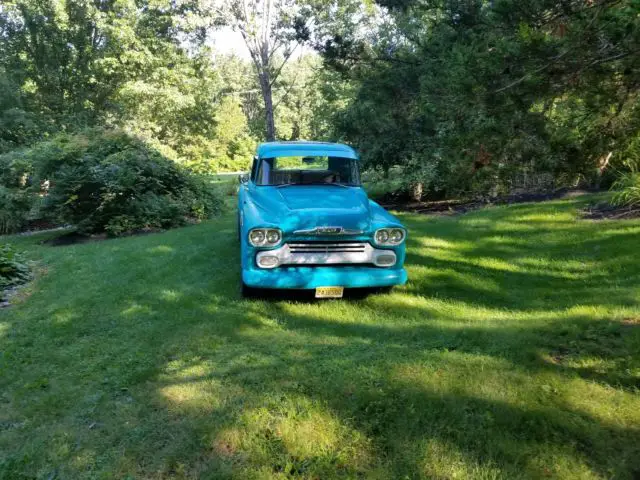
[311,0,640,198]
[0,0,186,130]
[0,0,260,172]
[209,0,308,141]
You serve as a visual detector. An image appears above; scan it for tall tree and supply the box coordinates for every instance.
[209,0,308,141]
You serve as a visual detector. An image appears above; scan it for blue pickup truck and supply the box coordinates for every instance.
[238,141,407,298]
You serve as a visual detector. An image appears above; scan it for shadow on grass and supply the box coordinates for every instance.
[141,295,639,478]
[1,199,639,478]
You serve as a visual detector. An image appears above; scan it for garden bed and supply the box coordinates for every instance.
[379,189,594,215]
[41,227,169,246]
[581,202,640,220]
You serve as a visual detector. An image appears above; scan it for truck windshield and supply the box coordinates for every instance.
[255,156,361,186]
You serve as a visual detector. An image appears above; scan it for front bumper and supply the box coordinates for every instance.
[242,265,408,289]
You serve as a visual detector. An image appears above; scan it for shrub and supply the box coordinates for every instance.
[0,187,35,235]
[32,130,224,235]
[0,148,41,234]
[611,171,640,208]
[0,244,30,290]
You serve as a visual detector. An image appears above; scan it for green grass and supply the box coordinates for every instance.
[1,195,639,479]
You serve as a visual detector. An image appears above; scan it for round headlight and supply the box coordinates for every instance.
[389,229,404,244]
[249,229,266,245]
[376,229,389,243]
[266,230,281,244]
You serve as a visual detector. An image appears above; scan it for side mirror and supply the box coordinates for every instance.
[239,173,249,184]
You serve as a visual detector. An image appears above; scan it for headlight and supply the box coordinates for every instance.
[389,228,404,243]
[266,230,281,244]
[248,228,282,247]
[374,227,405,246]
[375,229,389,243]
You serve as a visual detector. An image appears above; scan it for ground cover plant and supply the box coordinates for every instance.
[0,195,639,479]
[0,244,29,291]
[612,171,640,208]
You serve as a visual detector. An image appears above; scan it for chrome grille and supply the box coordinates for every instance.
[255,242,396,269]
[287,242,367,253]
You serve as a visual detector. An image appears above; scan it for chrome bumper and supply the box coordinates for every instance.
[255,242,396,269]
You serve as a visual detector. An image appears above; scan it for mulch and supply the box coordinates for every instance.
[41,232,106,246]
[580,203,640,220]
[23,218,61,231]
[41,228,163,246]
[378,189,594,216]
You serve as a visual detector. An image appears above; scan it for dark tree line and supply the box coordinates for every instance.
[310,0,640,198]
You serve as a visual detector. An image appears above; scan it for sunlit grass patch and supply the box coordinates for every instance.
[147,245,175,254]
[217,397,379,476]
[414,235,472,251]
[0,322,9,338]
[419,438,503,479]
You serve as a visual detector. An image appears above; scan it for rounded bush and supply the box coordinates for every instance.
[33,130,224,235]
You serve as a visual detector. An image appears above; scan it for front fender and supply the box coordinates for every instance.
[239,189,282,270]
[368,199,405,231]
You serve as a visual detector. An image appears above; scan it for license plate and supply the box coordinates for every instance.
[315,286,344,298]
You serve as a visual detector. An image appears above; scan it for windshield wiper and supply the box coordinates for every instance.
[275,182,352,188]
[304,182,350,188]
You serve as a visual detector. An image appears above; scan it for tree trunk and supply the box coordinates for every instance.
[264,91,276,142]
[410,182,423,202]
[257,40,276,142]
[259,72,276,141]
[595,151,613,189]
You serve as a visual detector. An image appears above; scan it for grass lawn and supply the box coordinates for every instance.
[1,195,639,479]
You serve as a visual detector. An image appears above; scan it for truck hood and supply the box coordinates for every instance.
[250,186,371,233]
[276,185,367,211]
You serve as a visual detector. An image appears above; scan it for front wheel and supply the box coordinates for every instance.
[374,286,393,295]
[241,281,258,299]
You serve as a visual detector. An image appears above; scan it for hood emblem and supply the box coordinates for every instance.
[294,226,363,235]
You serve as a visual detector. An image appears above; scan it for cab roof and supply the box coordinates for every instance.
[257,141,359,160]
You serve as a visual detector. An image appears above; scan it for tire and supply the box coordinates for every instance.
[241,281,258,299]
[372,286,393,295]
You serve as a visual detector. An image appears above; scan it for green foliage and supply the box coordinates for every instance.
[3,0,638,202]
[274,55,339,141]
[111,52,254,172]
[0,1,261,172]
[0,147,40,234]
[0,147,34,189]
[313,0,640,198]
[27,130,224,235]
[180,96,257,173]
[611,171,640,208]
[0,244,30,289]
[0,71,43,153]
[361,166,407,199]
[611,137,640,207]
[0,187,34,235]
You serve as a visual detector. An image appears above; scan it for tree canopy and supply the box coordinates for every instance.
[1,0,638,198]
[310,0,640,196]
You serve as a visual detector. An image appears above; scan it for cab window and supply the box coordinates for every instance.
[255,156,360,186]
